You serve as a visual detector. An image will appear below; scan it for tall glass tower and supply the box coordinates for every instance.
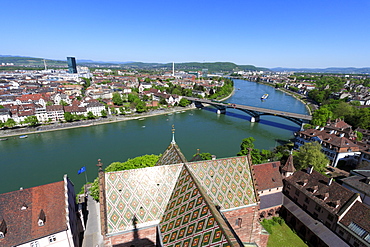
[67,57,77,73]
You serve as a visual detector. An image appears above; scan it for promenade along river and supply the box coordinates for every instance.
[0,79,308,194]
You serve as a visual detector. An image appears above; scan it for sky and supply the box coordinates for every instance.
[1,0,370,68]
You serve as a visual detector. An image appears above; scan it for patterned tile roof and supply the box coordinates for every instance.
[104,156,258,237]
[105,164,183,234]
[156,142,187,166]
[159,165,239,246]
[184,156,258,210]
[0,181,67,246]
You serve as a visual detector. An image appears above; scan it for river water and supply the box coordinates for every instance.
[0,79,308,194]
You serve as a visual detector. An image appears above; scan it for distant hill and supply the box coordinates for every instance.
[0,55,268,72]
[271,67,370,74]
[0,56,67,67]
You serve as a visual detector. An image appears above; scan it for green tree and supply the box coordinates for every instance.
[179,98,190,107]
[24,116,39,127]
[136,101,147,113]
[101,110,107,118]
[4,118,16,128]
[59,100,68,106]
[112,92,123,106]
[87,111,95,119]
[110,107,117,115]
[311,107,332,127]
[64,112,74,122]
[294,142,329,173]
[237,137,263,164]
[0,120,4,129]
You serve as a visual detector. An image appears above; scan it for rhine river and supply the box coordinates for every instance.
[0,79,308,194]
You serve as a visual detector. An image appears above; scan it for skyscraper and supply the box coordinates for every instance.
[67,57,77,73]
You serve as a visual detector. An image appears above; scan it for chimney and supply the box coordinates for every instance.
[365,177,370,185]
[328,178,333,186]
[307,165,313,174]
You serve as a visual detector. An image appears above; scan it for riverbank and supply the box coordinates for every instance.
[0,105,197,138]
[0,88,235,138]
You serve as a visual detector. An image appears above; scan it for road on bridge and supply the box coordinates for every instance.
[183,97,312,121]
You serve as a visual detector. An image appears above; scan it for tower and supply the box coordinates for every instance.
[67,57,77,74]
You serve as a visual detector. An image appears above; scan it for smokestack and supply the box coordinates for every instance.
[328,178,333,186]
[307,165,313,174]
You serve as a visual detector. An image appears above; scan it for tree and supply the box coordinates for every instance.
[294,142,328,173]
[0,120,4,129]
[311,107,332,127]
[24,116,39,127]
[237,137,263,164]
[87,111,95,119]
[179,98,190,107]
[112,92,123,106]
[136,101,147,113]
[64,112,74,122]
[59,100,68,106]
[101,110,107,118]
[4,118,16,128]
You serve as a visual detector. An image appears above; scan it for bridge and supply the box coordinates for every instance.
[183,96,312,127]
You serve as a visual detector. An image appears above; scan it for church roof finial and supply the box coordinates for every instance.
[171,124,176,144]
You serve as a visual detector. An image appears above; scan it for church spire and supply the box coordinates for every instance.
[171,124,176,144]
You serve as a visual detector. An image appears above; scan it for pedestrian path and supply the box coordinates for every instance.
[82,195,104,247]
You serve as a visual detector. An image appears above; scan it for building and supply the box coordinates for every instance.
[340,166,370,206]
[253,162,283,219]
[0,175,84,246]
[96,130,268,247]
[282,166,370,247]
[294,127,361,167]
[67,57,77,74]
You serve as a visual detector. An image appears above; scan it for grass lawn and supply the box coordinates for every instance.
[267,222,307,247]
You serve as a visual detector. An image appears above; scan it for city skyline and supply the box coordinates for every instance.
[1,0,370,68]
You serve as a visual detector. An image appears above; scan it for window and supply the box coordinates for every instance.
[0,232,4,239]
[303,204,308,210]
[327,214,334,221]
[304,197,309,204]
[49,235,56,242]
[287,184,291,189]
[30,241,40,247]
[295,189,300,196]
[315,204,321,212]
[313,212,318,218]
[339,230,344,236]
[353,242,359,247]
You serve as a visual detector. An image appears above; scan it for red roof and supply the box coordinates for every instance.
[253,162,283,191]
[0,181,67,246]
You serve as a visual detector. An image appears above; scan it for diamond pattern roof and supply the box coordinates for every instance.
[159,165,238,246]
[156,143,187,166]
[186,156,258,210]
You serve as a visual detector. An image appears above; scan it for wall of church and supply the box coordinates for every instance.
[104,226,157,247]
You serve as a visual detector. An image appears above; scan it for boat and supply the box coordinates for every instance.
[0,138,8,141]
[19,135,28,139]
[261,94,269,100]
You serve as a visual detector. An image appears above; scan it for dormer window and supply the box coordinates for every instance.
[0,219,6,238]
[38,209,45,227]
[21,203,28,210]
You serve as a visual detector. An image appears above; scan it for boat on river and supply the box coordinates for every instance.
[261,94,269,100]
[19,135,28,139]
[0,138,8,141]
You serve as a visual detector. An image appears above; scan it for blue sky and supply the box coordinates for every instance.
[1,0,369,68]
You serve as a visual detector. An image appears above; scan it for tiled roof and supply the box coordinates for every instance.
[281,154,296,174]
[104,156,258,234]
[0,181,67,246]
[156,143,187,166]
[260,192,283,210]
[341,175,370,196]
[186,156,258,210]
[284,169,357,215]
[339,201,370,236]
[159,165,239,246]
[253,162,283,191]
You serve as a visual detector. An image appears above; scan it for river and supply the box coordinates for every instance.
[0,79,308,194]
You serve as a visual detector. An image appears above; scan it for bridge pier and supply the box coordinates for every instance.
[217,109,226,114]
[250,116,260,122]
